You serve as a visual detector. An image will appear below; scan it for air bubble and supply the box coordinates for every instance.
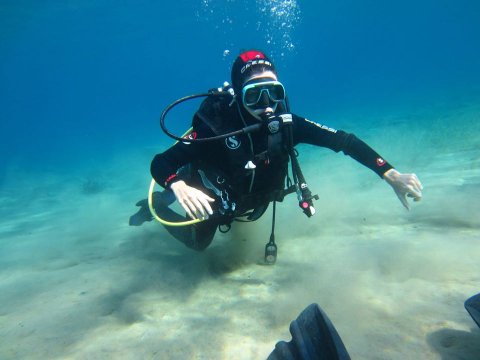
[197,0,301,57]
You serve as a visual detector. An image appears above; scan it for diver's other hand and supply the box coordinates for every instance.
[170,180,215,220]
[383,169,423,210]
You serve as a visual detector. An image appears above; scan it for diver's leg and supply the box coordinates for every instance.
[157,214,218,251]
[179,219,218,251]
[130,191,218,251]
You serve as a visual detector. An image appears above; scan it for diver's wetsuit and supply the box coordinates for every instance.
[149,96,393,251]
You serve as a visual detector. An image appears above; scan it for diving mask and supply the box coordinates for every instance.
[242,81,286,110]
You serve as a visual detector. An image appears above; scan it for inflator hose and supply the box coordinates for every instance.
[147,178,202,226]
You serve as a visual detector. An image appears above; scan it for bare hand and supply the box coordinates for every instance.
[383,169,423,210]
[170,181,215,220]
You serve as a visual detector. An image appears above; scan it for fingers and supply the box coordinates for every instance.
[407,186,422,200]
[397,173,423,202]
[406,177,423,200]
[181,196,211,220]
[180,199,196,220]
[387,172,424,210]
[397,192,410,211]
[198,196,215,216]
[409,173,423,195]
[190,196,207,218]
[190,191,215,219]
[412,174,423,191]
[171,182,216,220]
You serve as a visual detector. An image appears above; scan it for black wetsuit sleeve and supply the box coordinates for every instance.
[150,116,214,188]
[292,115,394,178]
[150,141,198,188]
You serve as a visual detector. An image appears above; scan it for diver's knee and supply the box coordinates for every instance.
[184,224,215,251]
[183,236,212,251]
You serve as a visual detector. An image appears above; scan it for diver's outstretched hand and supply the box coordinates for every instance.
[383,169,423,210]
[170,180,215,220]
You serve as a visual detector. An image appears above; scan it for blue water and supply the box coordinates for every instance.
[1,0,479,175]
[1,1,480,359]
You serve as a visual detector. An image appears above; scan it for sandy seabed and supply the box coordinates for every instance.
[1,103,480,360]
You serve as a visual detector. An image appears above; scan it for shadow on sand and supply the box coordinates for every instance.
[427,327,480,359]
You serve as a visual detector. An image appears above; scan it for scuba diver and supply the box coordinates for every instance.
[130,49,423,262]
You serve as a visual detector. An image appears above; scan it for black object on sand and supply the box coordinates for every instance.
[267,303,351,360]
[465,293,480,328]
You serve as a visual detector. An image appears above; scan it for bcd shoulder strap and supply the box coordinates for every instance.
[194,95,238,136]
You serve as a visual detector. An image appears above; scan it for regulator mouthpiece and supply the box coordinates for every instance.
[260,107,274,121]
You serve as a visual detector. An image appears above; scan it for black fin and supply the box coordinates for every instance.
[465,293,480,328]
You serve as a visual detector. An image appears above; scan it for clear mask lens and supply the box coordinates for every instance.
[242,81,285,108]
